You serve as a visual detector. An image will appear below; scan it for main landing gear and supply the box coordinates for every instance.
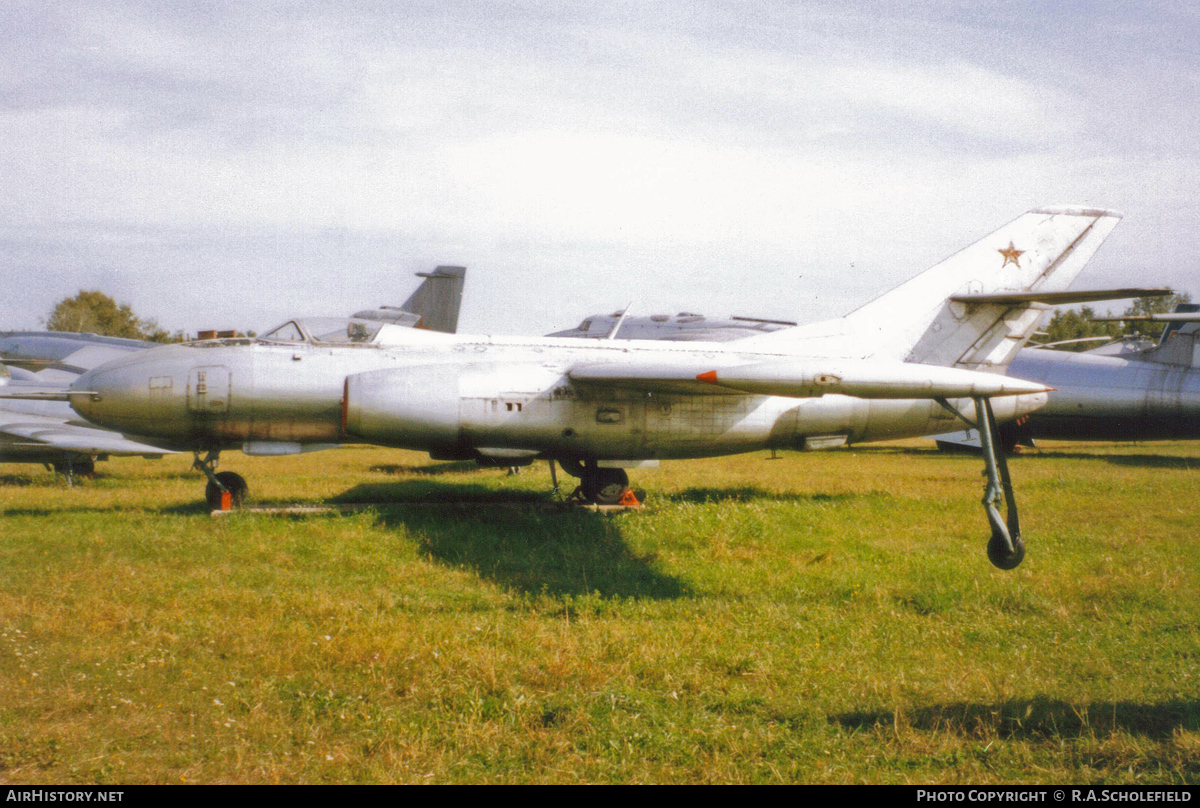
[49,456,96,487]
[972,397,1025,570]
[554,458,634,506]
[193,450,248,510]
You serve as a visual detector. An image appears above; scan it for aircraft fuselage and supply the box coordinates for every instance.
[70,331,1045,462]
[1009,348,1200,440]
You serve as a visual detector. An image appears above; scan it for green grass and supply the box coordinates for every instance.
[1,441,1198,783]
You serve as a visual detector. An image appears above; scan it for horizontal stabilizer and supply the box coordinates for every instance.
[1093,312,1200,323]
[570,360,1052,399]
[949,288,1173,306]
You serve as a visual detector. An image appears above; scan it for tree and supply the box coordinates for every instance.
[1037,293,1193,352]
[1121,292,1193,341]
[1037,306,1122,352]
[46,290,172,343]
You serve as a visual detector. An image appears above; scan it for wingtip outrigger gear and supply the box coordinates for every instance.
[974,397,1025,570]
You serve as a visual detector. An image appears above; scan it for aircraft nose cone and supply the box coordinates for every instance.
[68,364,153,431]
[68,368,117,426]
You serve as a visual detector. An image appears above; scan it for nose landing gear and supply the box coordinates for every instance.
[193,450,248,510]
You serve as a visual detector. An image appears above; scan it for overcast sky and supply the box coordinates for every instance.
[2,1,1197,336]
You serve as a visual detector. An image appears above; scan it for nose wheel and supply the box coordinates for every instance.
[205,471,248,510]
[194,450,248,510]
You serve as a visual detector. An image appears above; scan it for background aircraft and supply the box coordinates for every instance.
[548,312,795,341]
[0,332,167,480]
[993,304,1200,446]
[0,267,467,481]
[60,207,1123,568]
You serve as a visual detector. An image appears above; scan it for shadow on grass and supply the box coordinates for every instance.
[160,500,218,516]
[334,480,688,601]
[369,461,484,476]
[0,474,44,486]
[1030,451,1200,471]
[857,444,1200,471]
[663,487,860,505]
[332,480,546,504]
[831,696,1200,740]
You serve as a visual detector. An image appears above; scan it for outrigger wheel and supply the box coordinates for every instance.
[987,530,1026,570]
[205,471,248,510]
[974,396,1025,570]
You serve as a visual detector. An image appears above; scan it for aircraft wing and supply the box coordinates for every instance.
[0,410,176,456]
[569,359,1051,399]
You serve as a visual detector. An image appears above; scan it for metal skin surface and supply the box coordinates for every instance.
[547,313,793,342]
[70,329,1049,461]
[1008,344,1200,440]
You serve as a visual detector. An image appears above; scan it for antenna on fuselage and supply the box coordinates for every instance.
[606,301,634,341]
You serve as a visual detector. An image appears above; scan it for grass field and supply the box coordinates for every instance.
[1,440,1198,784]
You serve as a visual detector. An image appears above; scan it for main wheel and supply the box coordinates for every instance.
[987,530,1025,570]
[581,467,629,505]
[205,471,249,510]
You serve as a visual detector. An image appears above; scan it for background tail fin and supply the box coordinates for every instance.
[843,207,1122,370]
[353,265,467,334]
[399,265,466,333]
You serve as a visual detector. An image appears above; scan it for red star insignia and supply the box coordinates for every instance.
[998,241,1023,268]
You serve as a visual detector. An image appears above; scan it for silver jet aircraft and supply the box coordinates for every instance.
[62,207,1122,568]
[998,305,1200,444]
[0,267,467,481]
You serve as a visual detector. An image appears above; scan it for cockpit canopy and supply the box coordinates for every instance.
[258,317,385,346]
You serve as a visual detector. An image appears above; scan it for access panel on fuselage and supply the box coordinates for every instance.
[187,366,231,416]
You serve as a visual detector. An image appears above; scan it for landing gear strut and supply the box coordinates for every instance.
[556,458,632,505]
[50,456,95,487]
[193,450,248,510]
[974,397,1025,570]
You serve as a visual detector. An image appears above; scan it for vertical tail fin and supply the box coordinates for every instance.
[398,265,466,333]
[353,265,467,334]
[843,207,1122,370]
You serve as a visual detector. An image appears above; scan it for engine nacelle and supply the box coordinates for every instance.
[342,364,462,450]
